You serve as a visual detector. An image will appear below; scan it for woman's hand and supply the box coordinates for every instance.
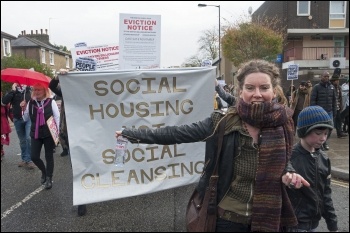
[282,172,310,189]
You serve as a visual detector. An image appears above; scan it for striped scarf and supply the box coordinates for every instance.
[234,99,297,231]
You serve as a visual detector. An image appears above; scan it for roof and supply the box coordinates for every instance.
[12,36,71,56]
[1,31,17,40]
[212,57,221,66]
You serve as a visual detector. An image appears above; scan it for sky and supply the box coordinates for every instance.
[1,1,264,68]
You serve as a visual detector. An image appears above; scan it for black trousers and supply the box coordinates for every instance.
[341,106,349,132]
[216,218,251,232]
[31,136,55,177]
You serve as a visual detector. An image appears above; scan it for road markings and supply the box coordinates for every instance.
[332,179,349,188]
[1,186,44,220]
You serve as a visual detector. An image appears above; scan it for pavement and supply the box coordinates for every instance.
[294,129,349,181]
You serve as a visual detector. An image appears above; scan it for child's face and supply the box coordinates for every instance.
[304,129,329,149]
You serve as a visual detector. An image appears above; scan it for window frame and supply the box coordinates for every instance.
[41,48,46,64]
[297,1,310,16]
[330,1,346,19]
[65,55,70,68]
[49,51,54,65]
[3,38,11,57]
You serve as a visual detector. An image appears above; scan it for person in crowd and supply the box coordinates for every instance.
[274,85,288,106]
[23,82,60,189]
[116,59,309,232]
[214,91,224,110]
[49,75,69,157]
[290,81,310,133]
[285,84,296,107]
[1,83,35,168]
[287,106,338,232]
[306,80,313,95]
[329,75,347,138]
[228,83,236,96]
[51,69,87,216]
[341,77,349,134]
[215,79,236,107]
[310,71,336,151]
[1,92,12,161]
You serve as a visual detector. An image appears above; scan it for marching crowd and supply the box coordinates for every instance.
[1,61,349,231]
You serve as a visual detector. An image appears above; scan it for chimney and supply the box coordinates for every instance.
[31,30,33,35]
[24,30,26,35]
[21,31,23,35]
[26,29,50,44]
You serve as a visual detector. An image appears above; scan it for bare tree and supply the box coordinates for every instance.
[198,26,218,60]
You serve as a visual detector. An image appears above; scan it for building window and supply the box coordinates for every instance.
[3,39,11,56]
[65,55,70,68]
[49,51,54,65]
[329,1,346,28]
[297,1,310,16]
[41,49,46,63]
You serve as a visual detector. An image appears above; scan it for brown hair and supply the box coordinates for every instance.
[235,59,281,92]
[274,85,288,106]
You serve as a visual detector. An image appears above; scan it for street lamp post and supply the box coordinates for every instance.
[49,17,59,43]
[198,3,221,78]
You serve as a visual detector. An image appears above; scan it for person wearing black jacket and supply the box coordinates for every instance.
[287,106,338,232]
[116,60,309,232]
[49,76,70,157]
[310,71,337,151]
[1,83,35,168]
[49,70,87,216]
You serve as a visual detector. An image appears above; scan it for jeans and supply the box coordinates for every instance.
[13,118,32,162]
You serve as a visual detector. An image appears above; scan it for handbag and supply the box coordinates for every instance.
[186,118,226,232]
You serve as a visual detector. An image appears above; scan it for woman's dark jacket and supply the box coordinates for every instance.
[27,98,54,139]
[286,142,338,231]
[121,111,238,201]
[310,81,337,116]
[1,87,32,119]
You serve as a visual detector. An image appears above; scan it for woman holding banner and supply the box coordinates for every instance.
[23,82,60,189]
[116,59,309,232]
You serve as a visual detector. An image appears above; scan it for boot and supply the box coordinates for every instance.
[41,173,47,185]
[60,149,69,157]
[45,177,52,189]
[78,205,87,216]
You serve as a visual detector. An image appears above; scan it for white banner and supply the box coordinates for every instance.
[59,67,215,205]
[119,13,161,69]
[71,44,119,71]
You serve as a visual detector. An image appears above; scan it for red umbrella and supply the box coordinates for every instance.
[1,68,51,87]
